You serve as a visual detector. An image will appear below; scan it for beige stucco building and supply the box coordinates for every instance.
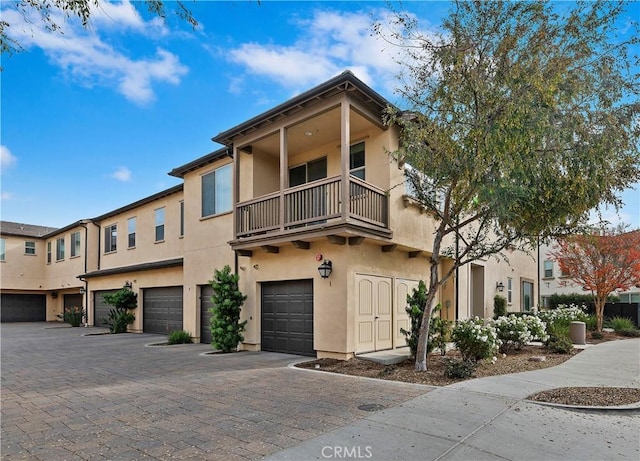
[1,71,537,359]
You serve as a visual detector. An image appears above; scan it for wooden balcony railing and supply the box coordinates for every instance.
[236,175,388,238]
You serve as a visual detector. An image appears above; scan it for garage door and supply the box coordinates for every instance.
[143,287,183,334]
[1,294,46,322]
[93,290,117,328]
[200,285,214,344]
[261,279,314,356]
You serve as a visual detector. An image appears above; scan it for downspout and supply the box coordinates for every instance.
[455,224,459,320]
[537,235,541,310]
[92,220,101,270]
[78,220,89,326]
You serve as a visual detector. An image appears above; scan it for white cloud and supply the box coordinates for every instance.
[112,167,132,182]
[226,8,431,96]
[1,191,15,201]
[1,145,17,171]
[1,4,187,104]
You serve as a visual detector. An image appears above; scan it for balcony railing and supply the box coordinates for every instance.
[236,175,388,238]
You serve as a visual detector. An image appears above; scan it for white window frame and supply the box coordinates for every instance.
[0,238,5,262]
[25,241,36,255]
[507,277,513,305]
[201,164,232,218]
[127,217,136,248]
[104,224,117,253]
[543,260,553,278]
[47,241,51,264]
[155,207,165,242]
[70,232,81,258]
[56,237,65,261]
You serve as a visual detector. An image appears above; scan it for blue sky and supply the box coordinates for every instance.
[1,0,638,229]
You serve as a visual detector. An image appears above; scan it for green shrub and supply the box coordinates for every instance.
[58,306,84,327]
[619,328,640,338]
[585,315,598,331]
[590,331,604,340]
[444,358,477,379]
[608,316,636,332]
[210,265,248,353]
[493,314,548,353]
[107,309,135,334]
[493,295,507,319]
[545,334,574,354]
[547,293,619,309]
[167,330,193,344]
[400,282,452,357]
[451,318,500,363]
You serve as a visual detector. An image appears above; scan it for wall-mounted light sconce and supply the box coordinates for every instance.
[51,292,58,299]
[123,281,133,290]
[318,260,333,279]
[496,282,505,292]
[79,287,86,295]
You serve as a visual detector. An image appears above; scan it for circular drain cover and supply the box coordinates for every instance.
[358,404,385,412]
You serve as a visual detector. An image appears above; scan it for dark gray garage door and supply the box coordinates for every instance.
[200,285,214,344]
[1,294,46,322]
[143,287,183,335]
[64,294,83,310]
[261,279,314,356]
[93,290,117,328]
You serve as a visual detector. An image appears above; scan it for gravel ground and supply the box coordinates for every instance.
[297,334,640,407]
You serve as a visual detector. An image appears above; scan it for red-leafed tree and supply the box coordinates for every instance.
[550,228,640,332]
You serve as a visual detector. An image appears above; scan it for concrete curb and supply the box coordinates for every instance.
[526,399,640,413]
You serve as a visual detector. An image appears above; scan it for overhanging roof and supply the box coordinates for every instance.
[168,147,230,178]
[80,258,183,279]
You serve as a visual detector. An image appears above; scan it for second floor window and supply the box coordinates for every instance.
[25,241,36,255]
[202,164,232,218]
[179,201,184,237]
[0,238,5,261]
[543,260,553,278]
[128,217,136,248]
[47,241,51,263]
[56,238,65,261]
[104,224,117,253]
[507,277,513,304]
[350,142,365,180]
[71,232,81,257]
[155,208,165,242]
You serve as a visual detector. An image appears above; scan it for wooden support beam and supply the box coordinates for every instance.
[292,240,311,250]
[348,236,365,246]
[261,245,279,254]
[381,244,397,253]
[408,251,421,258]
[327,235,347,245]
[236,249,253,257]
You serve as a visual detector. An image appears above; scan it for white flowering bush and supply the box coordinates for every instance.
[537,304,588,327]
[493,315,548,353]
[451,317,500,363]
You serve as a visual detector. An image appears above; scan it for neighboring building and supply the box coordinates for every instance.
[539,239,640,307]
[0,71,537,359]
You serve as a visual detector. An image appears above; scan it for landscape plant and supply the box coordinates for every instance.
[210,265,247,353]
[493,315,548,354]
[167,330,193,345]
[378,0,640,370]
[607,316,636,333]
[103,287,137,334]
[401,281,452,357]
[57,306,84,327]
[493,295,507,319]
[450,318,500,363]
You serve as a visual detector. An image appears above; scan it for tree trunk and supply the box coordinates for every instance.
[414,258,440,371]
[595,297,606,332]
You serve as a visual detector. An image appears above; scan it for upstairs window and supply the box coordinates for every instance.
[179,201,184,237]
[71,232,81,257]
[349,142,365,180]
[25,241,36,255]
[47,241,51,264]
[543,260,553,278]
[0,238,5,262]
[104,224,117,253]
[155,207,165,242]
[289,157,327,187]
[202,164,232,217]
[56,237,65,261]
[507,277,513,304]
[127,218,136,248]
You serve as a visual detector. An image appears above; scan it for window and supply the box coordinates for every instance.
[350,142,365,180]
[25,241,36,255]
[0,238,5,261]
[202,164,232,217]
[104,224,117,253]
[47,241,51,264]
[289,157,327,187]
[507,277,513,304]
[127,218,136,248]
[179,201,184,237]
[155,207,165,242]
[522,280,534,312]
[403,164,444,210]
[71,232,81,257]
[56,237,65,261]
[543,260,553,278]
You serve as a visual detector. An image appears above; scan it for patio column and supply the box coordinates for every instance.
[232,144,239,238]
[340,98,350,221]
[279,127,288,231]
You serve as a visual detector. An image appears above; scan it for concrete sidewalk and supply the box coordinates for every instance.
[268,339,640,461]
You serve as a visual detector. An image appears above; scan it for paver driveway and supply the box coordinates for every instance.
[1,323,429,460]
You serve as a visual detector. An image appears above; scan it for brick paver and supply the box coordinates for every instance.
[1,323,430,460]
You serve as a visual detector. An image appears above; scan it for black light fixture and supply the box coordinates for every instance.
[123,281,133,290]
[318,260,333,279]
[79,287,86,295]
[496,281,505,292]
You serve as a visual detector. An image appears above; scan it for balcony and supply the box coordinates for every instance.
[233,175,390,247]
